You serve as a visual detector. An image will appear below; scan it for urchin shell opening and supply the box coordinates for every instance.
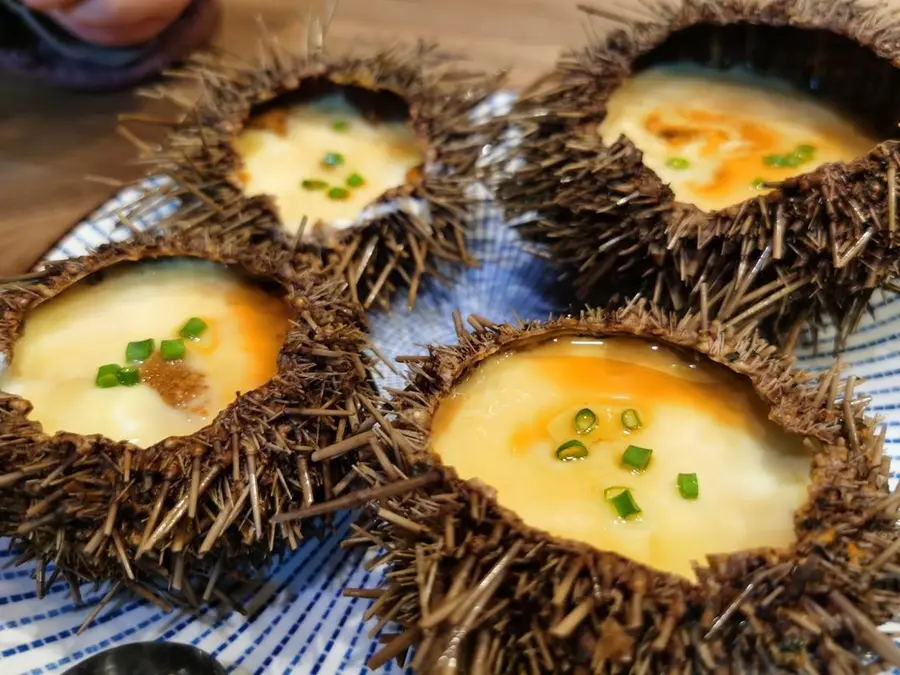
[124,42,505,311]
[0,233,389,624]
[598,21,895,213]
[0,255,293,447]
[418,328,815,582]
[232,77,429,238]
[497,0,900,351]
[348,308,900,673]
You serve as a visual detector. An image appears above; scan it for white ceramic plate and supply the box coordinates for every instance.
[2,93,898,674]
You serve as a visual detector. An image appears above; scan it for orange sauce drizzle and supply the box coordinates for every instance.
[642,106,864,205]
[504,355,763,452]
[215,283,290,403]
[175,281,289,414]
[248,108,289,137]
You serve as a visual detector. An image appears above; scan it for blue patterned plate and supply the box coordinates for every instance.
[2,92,899,674]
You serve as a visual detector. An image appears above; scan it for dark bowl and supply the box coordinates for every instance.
[61,642,226,675]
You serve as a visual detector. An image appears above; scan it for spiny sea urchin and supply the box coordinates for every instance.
[496,0,900,350]
[0,230,392,621]
[348,305,900,673]
[121,38,505,311]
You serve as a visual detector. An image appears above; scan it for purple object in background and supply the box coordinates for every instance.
[0,0,220,90]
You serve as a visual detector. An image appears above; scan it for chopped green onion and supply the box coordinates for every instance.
[751,177,768,190]
[328,186,350,200]
[332,120,350,132]
[604,487,641,519]
[96,364,121,389]
[621,444,653,472]
[301,179,328,190]
[783,154,801,167]
[180,317,208,341]
[763,154,787,167]
[793,144,815,161]
[321,152,344,168]
[160,339,185,361]
[665,157,690,170]
[574,408,597,434]
[556,439,589,461]
[125,339,154,363]
[117,367,141,387]
[346,173,365,188]
[677,473,699,499]
[621,408,641,430]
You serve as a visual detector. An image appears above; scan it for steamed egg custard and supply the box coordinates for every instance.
[233,90,425,233]
[430,338,812,579]
[0,260,290,447]
[599,64,877,211]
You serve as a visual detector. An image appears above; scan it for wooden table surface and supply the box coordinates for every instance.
[0,0,597,275]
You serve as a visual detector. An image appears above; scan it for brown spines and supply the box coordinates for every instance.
[495,0,900,350]
[0,231,393,622]
[122,40,505,312]
[347,305,900,673]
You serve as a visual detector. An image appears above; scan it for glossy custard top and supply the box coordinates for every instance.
[234,91,424,233]
[431,337,811,578]
[599,64,876,211]
[0,260,290,446]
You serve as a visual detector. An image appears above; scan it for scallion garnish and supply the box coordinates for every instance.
[96,364,121,389]
[556,439,588,461]
[793,144,815,161]
[332,120,350,132]
[321,152,344,168]
[604,487,641,519]
[160,339,185,362]
[765,145,816,169]
[117,367,140,387]
[328,186,350,200]
[665,157,690,170]
[346,173,365,188]
[751,177,768,190]
[301,179,328,190]
[574,408,597,434]
[125,339,154,363]
[621,408,641,430]
[622,444,652,472]
[677,473,699,500]
[180,317,208,341]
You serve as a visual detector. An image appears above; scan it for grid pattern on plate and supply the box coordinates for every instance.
[2,90,899,673]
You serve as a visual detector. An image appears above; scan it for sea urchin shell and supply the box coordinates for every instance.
[122,40,505,311]
[0,232,386,617]
[497,0,900,350]
[349,306,900,673]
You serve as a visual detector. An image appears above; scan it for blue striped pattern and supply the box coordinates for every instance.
[1,89,898,673]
